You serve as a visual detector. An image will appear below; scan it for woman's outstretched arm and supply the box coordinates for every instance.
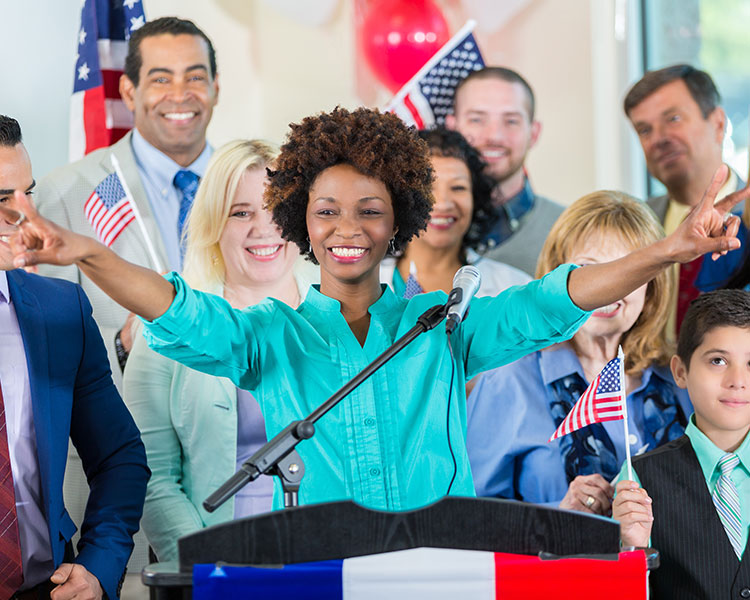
[6,190,175,321]
[568,165,748,311]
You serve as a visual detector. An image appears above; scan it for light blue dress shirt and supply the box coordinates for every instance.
[130,129,212,272]
[467,344,692,505]
[0,272,54,589]
[141,265,590,511]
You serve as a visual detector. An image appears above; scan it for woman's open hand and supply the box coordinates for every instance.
[0,189,100,268]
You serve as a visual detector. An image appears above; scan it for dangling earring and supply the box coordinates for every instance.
[389,237,397,254]
[307,238,312,254]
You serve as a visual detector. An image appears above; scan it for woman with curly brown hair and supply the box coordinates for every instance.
[6,107,746,512]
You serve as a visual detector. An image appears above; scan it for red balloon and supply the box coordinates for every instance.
[360,0,450,93]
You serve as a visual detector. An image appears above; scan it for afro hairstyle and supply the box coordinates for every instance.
[265,106,434,263]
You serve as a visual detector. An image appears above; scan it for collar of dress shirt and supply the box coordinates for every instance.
[465,248,481,265]
[685,414,750,482]
[538,342,663,394]
[501,176,536,225]
[0,270,9,304]
[305,283,401,315]
[481,176,536,249]
[130,128,213,193]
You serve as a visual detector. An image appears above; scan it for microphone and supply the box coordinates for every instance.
[445,265,481,334]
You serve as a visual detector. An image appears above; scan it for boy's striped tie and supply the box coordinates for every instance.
[712,452,745,559]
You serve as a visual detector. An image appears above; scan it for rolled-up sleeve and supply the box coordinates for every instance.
[461,264,590,378]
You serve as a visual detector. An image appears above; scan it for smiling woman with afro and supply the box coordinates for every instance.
[265,106,434,262]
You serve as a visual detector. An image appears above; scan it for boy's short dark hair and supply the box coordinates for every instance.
[624,64,720,119]
[124,17,217,87]
[677,290,750,367]
[0,115,22,147]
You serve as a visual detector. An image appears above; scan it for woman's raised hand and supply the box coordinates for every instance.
[666,164,749,264]
[1,189,100,268]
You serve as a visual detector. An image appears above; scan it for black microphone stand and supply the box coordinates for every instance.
[203,302,451,513]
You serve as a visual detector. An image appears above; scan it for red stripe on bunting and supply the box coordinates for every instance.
[494,550,648,599]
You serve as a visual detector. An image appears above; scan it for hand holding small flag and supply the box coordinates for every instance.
[613,480,653,547]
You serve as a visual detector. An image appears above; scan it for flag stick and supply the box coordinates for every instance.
[110,154,164,273]
[618,345,633,481]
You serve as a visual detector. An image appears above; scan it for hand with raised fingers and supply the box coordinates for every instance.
[612,479,653,547]
[666,164,749,264]
[1,189,101,269]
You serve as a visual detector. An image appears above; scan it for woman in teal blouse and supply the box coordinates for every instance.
[7,107,747,512]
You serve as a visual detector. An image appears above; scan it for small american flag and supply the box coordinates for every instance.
[84,172,135,246]
[70,0,146,160]
[384,21,484,129]
[549,356,625,442]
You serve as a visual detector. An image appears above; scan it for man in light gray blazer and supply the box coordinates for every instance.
[34,17,218,590]
[35,16,219,387]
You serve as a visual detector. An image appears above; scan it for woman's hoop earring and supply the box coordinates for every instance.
[389,237,396,254]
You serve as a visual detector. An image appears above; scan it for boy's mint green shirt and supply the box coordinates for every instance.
[618,415,750,552]
[142,264,589,511]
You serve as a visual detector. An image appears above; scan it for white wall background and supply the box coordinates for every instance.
[0,0,645,204]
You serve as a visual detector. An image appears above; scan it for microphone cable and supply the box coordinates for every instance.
[444,333,458,496]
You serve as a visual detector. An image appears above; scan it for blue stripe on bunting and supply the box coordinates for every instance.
[193,561,344,599]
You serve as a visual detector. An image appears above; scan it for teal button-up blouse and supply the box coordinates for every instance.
[142,264,589,511]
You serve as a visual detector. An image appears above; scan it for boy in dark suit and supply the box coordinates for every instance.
[614,289,750,599]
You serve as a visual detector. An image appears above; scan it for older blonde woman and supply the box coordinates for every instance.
[122,140,312,561]
[466,191,692,516]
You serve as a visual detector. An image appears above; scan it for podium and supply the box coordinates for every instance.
[143,497,655,599]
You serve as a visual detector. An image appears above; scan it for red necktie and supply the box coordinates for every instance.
[676,255,704,334]
[0,383,24,596]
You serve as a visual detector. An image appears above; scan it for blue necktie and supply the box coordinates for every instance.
[173,169,200,244]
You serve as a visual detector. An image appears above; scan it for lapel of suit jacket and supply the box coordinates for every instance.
[6,271,54,513]
[101,132,170,271]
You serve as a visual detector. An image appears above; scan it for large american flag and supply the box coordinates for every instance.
[69,0,146,161]
[549,356,626,442]
[384,21,484,129]
[84,171,135,246]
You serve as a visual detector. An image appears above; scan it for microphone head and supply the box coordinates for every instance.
[452,265,481,294]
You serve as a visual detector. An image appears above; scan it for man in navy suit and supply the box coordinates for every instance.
[0,115,148,599]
